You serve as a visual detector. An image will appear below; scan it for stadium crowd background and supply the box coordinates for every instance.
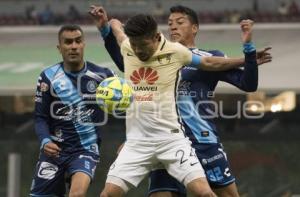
[0,0,300,196]
[0,0,300,25]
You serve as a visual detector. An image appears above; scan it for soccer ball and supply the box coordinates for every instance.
[96,77,134,114]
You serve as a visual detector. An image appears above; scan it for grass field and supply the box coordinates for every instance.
[0,42,242,94]
[4,25,296,94]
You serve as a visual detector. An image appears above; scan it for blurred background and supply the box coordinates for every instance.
[0,0,300,196]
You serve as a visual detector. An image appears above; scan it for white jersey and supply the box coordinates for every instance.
[121,34,193,140]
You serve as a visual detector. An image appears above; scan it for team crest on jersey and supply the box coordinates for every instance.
[40,82,49,92]
[130,67,159,85]
[157,54,172,64]
[87,80,97,92]
[55,129,63,138]
[57,80,67,90]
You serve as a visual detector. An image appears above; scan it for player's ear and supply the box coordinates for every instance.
[192,24,198,35]
[154,32,160,40]
[57,45,62,54]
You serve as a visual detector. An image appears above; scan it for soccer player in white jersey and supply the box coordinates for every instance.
[90,6,254,197]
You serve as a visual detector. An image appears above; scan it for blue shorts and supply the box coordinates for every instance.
[148,143,235,196]
[30,151,99,197]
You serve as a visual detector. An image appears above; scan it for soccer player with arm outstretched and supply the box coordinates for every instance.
[90,5,272,197]
[91,6,246,71]
[91,4,272,197]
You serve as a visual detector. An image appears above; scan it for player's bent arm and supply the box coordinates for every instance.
[191,42,256,71]
[98,19,126,47]
[34,73,53,150]
[238,43,258,91]
[110,20,127,46]
[100,24,125,72]
[35,116,52,149]
[179,43,243,71]
[197,55,245,71]
[218,42,258,92]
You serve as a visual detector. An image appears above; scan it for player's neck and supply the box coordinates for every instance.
[63,61,85,73]
[184,41,196,48]
[180,39,196,48]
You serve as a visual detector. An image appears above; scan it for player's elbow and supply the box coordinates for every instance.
[200,58,222,71]
[201,56,234,71]
[246,87,257,92]
[243,83,258,92]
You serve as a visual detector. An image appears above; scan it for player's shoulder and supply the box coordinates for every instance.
[86,61,104,70]
[191,48,225,57]
[120,38,131,51]
[39,62,63,79]
[42,62,62,73]
[86,61,115,77]
[207,49,226,57]
[165,40,186,51]
[158,33,185,52]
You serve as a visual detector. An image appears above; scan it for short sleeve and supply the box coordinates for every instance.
[175,43,193,66]
[105,67,116,77]
[120,38,130,57]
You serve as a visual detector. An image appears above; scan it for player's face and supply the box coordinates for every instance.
[129,33,160,62]
[57,30,85,65]
[168,12,198,46]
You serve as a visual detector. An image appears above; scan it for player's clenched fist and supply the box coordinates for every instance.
[240,19,254,43]
[89,5,108,29]
[43,141,61,157]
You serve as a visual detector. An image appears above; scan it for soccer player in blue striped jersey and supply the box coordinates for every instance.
[148,6,267,197]
[90,5,271,197]
[30,24,114,197]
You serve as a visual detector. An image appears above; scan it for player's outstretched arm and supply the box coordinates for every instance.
[198,56,245,71]
[89,5,125,71]
[110,19,127,46]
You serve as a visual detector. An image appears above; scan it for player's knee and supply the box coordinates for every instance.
[100,191,109,197]
[186,176,216,197]
[194,189,216,197]
[190,184,216,197]
[149,191,179,197]
[189,184,215,197]
[69,188,86,197]
[100,187,124,197]
[100,190,118,197]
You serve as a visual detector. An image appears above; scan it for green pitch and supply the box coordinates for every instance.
[0,42,242,94]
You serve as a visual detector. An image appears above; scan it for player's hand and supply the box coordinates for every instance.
[43,142,61,157]
[89,5,108,29]
[257,47,272,65]
[240,19,254,43]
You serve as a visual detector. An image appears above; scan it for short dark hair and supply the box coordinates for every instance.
[124,14,157,38]
[58,24,83,41]
[170,5,199,26]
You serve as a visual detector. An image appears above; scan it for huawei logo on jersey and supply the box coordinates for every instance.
[130,67,159,85]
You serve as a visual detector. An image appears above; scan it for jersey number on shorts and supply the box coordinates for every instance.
[175,148,199,166]
[206,167,224,182]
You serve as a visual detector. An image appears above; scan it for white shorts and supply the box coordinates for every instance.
[106,137,206,189]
